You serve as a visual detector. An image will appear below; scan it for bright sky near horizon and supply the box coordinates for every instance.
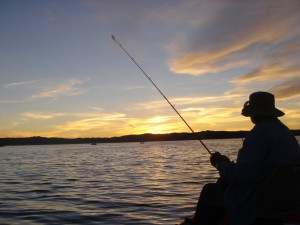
[1,0,300,138]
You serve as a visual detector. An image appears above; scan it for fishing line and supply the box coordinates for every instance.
[111,35,212,155]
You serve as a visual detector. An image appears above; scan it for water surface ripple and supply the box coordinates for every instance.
[1,139,298,224]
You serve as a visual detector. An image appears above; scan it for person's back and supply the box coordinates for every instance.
[249,118,300,182]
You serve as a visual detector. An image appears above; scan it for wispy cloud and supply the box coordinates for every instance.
[233,35,300,83]
[170,52,249,76]
[90,107,104,111]
[4,80,37,88]
[1,78,89,103]
[123,85,146,90]
[269,77,300,99]
[51,113,127,136]
[169,0,300,77]
[134,94,242,111]
[31,78,86,100]
[0,99,32,103]
[232,63,300,83]
[21,112,67,120]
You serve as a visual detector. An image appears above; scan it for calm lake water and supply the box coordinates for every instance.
[1,138,299,225]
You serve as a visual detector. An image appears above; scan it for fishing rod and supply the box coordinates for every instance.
[111,35,212,155]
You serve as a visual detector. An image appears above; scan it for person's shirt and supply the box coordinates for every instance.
[218,118,300,185]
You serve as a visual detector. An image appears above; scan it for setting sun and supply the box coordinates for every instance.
[146,116,169,124]
[145,125,168,134]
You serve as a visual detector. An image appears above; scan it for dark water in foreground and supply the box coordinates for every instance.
[0,138,299,225]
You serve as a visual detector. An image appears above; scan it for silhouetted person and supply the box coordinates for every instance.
[183,91,300,225]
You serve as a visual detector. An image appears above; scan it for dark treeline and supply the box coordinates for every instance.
[1,130,299,146]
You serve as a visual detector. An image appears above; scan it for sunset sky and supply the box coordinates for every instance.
[1,0,300,138]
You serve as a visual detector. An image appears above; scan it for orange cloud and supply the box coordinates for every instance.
[169,49,249,75]
[233,63,300,83]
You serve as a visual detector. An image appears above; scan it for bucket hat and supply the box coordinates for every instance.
[242,92,284,117]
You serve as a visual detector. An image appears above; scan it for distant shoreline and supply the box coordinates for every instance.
[1,130,299,146]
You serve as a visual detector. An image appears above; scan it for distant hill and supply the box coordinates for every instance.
[0,130,299,146]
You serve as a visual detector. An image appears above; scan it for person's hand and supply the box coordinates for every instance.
[210,152,230,169]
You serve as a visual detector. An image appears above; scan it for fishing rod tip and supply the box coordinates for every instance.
[111,34,116,41]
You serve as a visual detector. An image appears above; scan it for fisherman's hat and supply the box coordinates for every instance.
[242,91,285,117]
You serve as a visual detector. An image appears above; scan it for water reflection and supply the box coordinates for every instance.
[1,138,292,224]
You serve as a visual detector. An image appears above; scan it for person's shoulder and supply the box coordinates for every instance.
[251,119,283,135]
[254,119,291,139]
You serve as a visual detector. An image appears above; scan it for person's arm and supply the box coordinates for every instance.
[217,128,268,185]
